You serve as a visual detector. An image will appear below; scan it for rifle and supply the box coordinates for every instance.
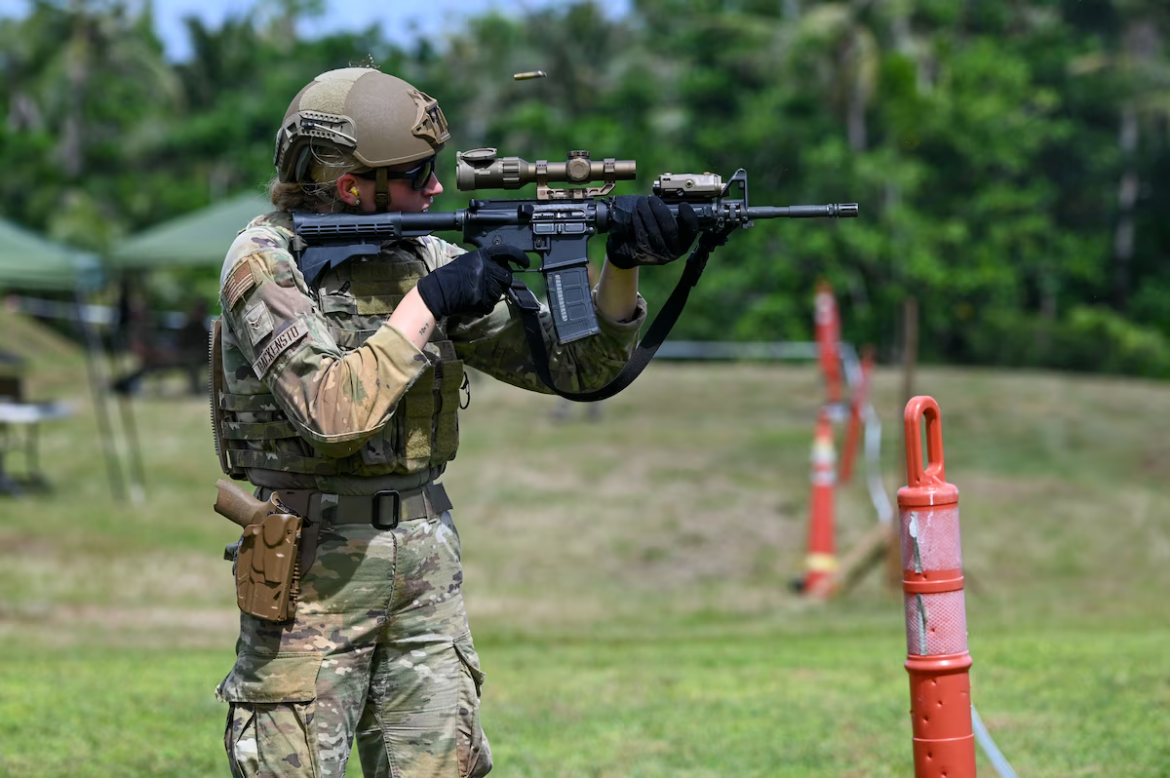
[292,148,858,401]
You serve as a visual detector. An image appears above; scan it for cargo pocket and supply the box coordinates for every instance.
[453,634,491,778]
[217,652,324,778]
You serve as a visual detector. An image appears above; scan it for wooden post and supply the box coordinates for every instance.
[901,297,918,408]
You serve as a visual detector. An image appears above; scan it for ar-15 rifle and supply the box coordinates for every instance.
[292,148,857,401]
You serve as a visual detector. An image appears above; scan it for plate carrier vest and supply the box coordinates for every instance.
[211,213,464,479]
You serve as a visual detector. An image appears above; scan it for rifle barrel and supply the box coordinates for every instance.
[746,203,859,219]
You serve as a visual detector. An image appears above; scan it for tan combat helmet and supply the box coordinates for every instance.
[274,67,450,186]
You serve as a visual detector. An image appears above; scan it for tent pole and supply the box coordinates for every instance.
[108,278,146,503]
[74,285,125,501]
[117,394,145,503]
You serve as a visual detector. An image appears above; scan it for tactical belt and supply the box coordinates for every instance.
[257,482,452,530]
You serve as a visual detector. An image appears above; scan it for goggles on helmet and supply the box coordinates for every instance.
[274,111,359,183]
[355,155,437,191]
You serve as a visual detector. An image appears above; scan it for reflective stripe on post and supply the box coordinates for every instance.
[802,407,838,596]
[897,396,976,778]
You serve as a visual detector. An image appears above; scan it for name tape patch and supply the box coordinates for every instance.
[223,260,256,310]
[252,321,307,379]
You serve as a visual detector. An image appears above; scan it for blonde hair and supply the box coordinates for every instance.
[267,144,365,212]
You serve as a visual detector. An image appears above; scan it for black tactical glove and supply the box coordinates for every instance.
[605,195,700,270]
[416,244,531,319]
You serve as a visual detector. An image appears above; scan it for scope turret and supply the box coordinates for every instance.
[455,148,636,201]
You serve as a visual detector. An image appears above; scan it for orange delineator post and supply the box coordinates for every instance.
[815,281,842,405]
[898,397,976,778]
[802,407,838,595]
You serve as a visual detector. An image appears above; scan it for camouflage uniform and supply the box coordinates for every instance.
[213,211,644,777]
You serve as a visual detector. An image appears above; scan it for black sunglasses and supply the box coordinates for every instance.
[354,156,436,191]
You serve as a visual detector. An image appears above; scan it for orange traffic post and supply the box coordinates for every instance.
[801,407,838,596]
[898,397,976,778]
[815,281,842,405]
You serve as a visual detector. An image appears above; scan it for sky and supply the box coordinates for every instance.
[0,0,632,62]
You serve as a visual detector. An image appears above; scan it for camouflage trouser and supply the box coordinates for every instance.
[216,509,492,778]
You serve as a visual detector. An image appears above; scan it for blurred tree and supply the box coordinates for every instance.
[0,0,177,249]
[788,0,882,152]
[1,0,1169,376]
[1068,0,1170,311]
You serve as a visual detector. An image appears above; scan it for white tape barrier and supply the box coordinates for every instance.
[971,704,1019,778]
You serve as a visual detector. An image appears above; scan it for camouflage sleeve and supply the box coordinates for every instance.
[449,294,647,394]
[414,236,647,394]
[219,223,429,458]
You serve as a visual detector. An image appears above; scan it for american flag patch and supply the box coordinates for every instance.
[223,261,256,310]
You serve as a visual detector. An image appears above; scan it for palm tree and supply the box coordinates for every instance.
[0,1,178,245]
[40,0,178,178]
[787,0,883,152]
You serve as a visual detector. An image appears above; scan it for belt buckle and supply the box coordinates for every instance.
[371,489,401,530]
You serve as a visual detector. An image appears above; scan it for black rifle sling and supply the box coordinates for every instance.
[509,235,723,403]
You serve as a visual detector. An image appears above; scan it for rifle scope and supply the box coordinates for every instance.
[456,148,636,191]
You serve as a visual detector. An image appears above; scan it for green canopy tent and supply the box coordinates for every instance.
[0,216,90,291]
[102,187,271,414]
[96,192,273,501]
[0,217,131,498]
[107,192,272,269]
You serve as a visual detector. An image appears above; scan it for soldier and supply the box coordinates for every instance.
[211,67,697,778]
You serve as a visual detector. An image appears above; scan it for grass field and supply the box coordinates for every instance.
[1,314,1168,777]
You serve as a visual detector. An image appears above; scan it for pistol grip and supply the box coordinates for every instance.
[215,478,263,528]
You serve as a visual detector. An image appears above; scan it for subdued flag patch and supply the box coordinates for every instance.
[224,260,256,310]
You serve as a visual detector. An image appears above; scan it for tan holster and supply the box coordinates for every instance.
[235,511,302,622]
[215,479,303,623]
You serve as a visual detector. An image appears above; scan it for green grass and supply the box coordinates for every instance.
[481,627,1170,777]
[0,649,228,778]
[2,319,1169,776]
[2,629,1164,777]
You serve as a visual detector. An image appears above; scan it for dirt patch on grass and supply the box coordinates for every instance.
[0,604,237,649]
[0,541,237,648]
[0,543,232,612]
